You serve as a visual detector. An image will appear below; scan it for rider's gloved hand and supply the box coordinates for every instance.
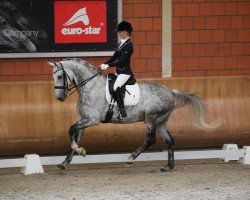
[99,64,109,71]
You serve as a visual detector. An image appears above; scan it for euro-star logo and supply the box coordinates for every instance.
[62,7,101,35]
[63,7,89,26]
[54,1,107,44]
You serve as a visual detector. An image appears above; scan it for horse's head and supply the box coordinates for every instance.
[48,60,75,102]
[49,58,100,101]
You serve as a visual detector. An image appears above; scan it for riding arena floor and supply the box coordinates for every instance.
[0,159,249,200]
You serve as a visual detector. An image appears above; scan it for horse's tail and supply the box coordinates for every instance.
[172,89,218,131]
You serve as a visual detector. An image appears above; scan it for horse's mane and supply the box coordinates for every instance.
[63,58,98,74]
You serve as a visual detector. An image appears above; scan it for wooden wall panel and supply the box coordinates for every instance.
[0,76,249,156]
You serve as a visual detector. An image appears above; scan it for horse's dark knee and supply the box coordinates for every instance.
[69,124,77,135]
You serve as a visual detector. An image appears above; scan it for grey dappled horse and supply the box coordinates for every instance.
[49,58,215,171]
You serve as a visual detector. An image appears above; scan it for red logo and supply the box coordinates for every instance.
[54,1,107,44]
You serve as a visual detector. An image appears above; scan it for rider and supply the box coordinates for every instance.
[99,20,134,119]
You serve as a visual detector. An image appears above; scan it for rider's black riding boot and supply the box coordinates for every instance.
[115,87,127,119]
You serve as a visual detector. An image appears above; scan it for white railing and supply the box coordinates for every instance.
[0,144,249,175]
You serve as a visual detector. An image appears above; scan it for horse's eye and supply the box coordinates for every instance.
[58,75,62,79]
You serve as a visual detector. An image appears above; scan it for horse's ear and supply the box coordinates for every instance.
[47,62,55,68]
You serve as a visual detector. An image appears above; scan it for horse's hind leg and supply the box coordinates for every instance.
[57,128,84,170]
[127,122,156,165]
[156,122,175,172]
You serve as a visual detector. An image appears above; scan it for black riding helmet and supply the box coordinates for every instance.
[117,21,133,36]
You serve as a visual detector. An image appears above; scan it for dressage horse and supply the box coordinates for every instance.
[48,58,215,171]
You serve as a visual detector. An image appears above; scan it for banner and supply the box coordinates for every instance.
[0,0,117,54]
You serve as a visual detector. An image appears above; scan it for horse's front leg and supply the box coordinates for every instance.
[68,119,99,156]
[69,124,86,156]
[57,128,84,170]
[58,119,98,170]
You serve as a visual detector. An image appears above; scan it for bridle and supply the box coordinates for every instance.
[53,62,72,94]
[53,62,99,96]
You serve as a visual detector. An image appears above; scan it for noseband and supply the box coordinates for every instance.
[53,62,99,96]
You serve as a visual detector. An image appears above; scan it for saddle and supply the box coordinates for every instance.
[102,73,140,123]
[108,73,136,99]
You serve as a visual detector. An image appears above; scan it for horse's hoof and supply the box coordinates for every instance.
[57,164,65,170]
[78,147,86,157]
[160,165,174,172]
[125,155,135,167]
[125,162,134,167]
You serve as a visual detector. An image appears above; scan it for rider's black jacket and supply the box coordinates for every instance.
[105,39,133,75]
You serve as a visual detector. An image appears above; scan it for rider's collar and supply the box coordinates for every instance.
[119,38,130,47]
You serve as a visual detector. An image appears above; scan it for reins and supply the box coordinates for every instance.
[53,62,100,96]
[68,73,99,95]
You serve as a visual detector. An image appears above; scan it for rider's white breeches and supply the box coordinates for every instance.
[113,74,131,91]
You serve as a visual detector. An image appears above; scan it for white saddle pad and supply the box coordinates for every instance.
[106,78,140,106]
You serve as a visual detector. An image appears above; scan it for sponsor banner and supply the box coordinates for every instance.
[0,0,117,55]
[54,1,107,44]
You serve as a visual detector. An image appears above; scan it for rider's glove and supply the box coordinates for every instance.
[100,64,109,71]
